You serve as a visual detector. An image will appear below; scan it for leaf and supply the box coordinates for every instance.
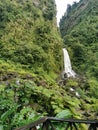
[56,109,72,118]
[0,125,3,130]
[1,108,15,122]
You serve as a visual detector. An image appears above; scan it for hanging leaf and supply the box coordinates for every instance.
[56,109,72,118]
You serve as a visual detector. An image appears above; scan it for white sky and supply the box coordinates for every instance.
[55,0,80,25]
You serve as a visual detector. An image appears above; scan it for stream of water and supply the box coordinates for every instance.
[63,48,76,78]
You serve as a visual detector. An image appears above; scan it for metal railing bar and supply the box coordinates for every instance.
[14,116,98,130]
[47,117,98,124]
[15,117,48,130]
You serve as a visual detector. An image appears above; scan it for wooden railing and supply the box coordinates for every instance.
[15,117,98,130]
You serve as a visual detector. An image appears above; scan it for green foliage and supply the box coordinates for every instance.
[0,98,17,130]
[0,1,63,129]
[0,79,43,129]
[0,0,63,74]
[88,79,98,98]
[60,0,98,79]
[59,1,98,126]
[56,109,72,118]
[1,0,98,130]
[11,107,41,128]
[65,78,78,88]
[43,0,56,20]
[0,76,72,129]
[52,110,72,130]
[0,72,91,130]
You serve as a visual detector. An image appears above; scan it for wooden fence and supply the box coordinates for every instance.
[15,117,98,130]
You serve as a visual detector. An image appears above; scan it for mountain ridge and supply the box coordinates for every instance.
[60,0,98,79]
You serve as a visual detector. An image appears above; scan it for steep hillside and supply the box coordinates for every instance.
[1,0,98,130]
[60,0,98,79]
[0,0,63,74]
[0,0,64,129]
[59,0,98,127]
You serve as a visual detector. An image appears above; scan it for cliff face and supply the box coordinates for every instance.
[0,0,63,74]
[0,1,64,129]
[60,0,98,79]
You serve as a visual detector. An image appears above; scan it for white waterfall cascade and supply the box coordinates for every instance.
[63,48,76,78]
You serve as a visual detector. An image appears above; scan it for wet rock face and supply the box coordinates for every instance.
[0,72,18,81]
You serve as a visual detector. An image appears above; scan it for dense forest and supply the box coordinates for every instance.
[60,0,98,78]
[0,0,98,130]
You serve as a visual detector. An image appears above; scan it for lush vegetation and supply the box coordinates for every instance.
[59,0,98,124]
[59,0,98,125]
[1,0,98,130]
[60,0,98,79]
[0,0,63,129]
[0,0,63,73]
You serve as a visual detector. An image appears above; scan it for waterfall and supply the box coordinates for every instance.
[63,48,76,78]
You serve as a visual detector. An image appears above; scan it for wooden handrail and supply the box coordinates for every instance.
[14,117,98,130]
[15,117,48,130]
[47,117,98,124]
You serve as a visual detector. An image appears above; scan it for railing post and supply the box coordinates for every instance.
[73,122,78,130]
[42,120,50,130]
[49,121,56,130]
[65,122,78,130]
[65,122,72,130]
[30,126,37,130]
[88,124,97,130]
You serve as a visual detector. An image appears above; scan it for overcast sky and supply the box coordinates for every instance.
[55,0,80,25]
